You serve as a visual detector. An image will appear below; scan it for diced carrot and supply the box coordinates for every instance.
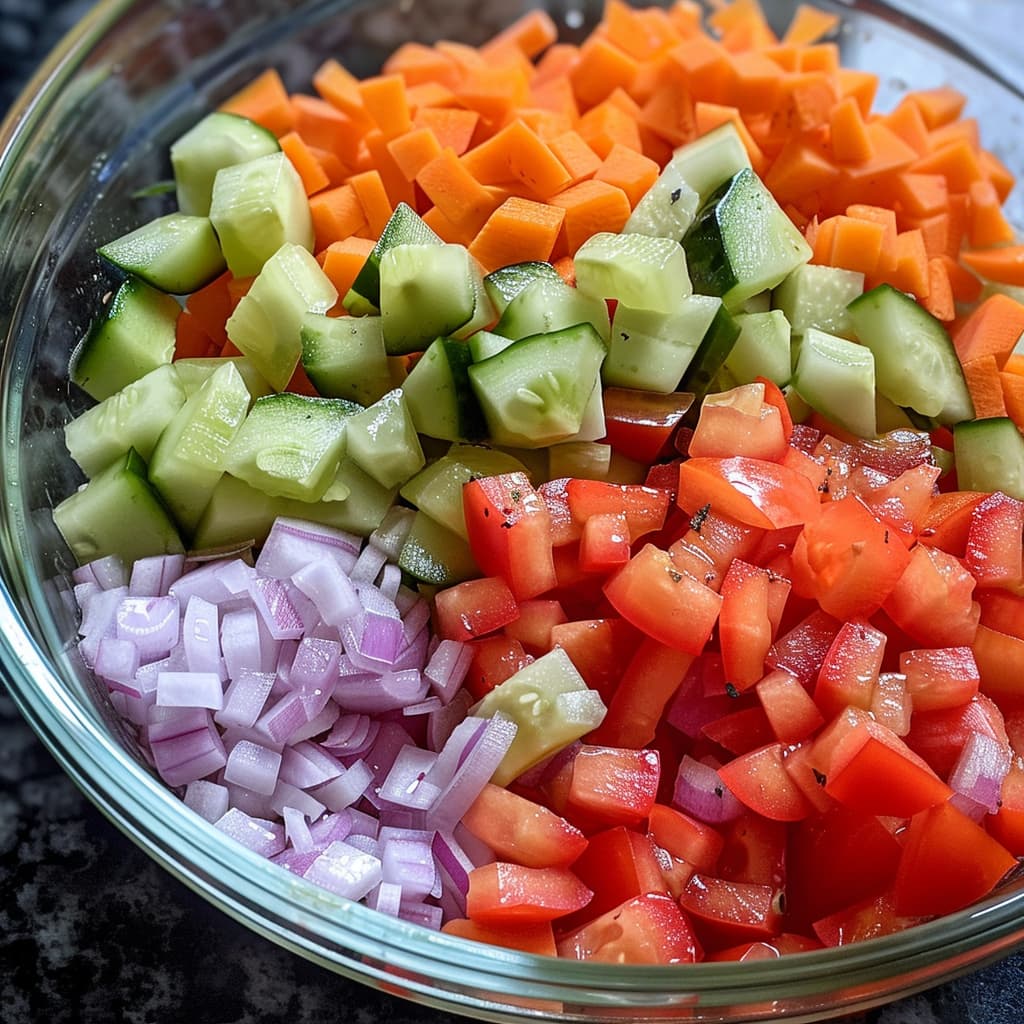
[895,172,948,219]
[668,0,704,38]
[761,44,800,72]
[890,228,931,298]
[513,108,576,143]
[1001,371,1024,430]
[383,42,461,90]
[847,204,898,274]
[362,129,417,208]
[725,50,785,113]
[782,4,839,45]
[358,74,412,139]
[386,126,443,181]
[404,81,457,111]
[462,119,572,198]
[1006,354,1024,376]
[967,179,1016,248]
[416,148,500,234]
[929,117,980,153]
[435,40,488,75]
[304,144,348,187]
[828,96,873,164]
[939,254,983,306]
[174,310,217,360]
[320,236,376,299]
[533,43,581,86]
[185,271,235,349]
[291,93,362,166]
[482,8,558,60]
[312,60,371,123]
[577,99,643,158]
[901,211,951,263]
[980,149,1016,203]
[769,71,838,137]
[832,122,919,213]
[694,102,766,172]
[468,196,566,272]
[808,215,837,266]
[225,275,253,308]
[348,169,394,238]
[910,140,985,193]
[668,35,735,105]
[309,184,367,251]
[570,34,640,110]
[884,97,931,157]
[594,143,660,207]
[835,67,878,117]
[708,0,778,52]
[603,0,680,61]
[456,64,532,123]
[764,139,837,207]
[828,215,885,277]
[922,257,955,322]
[909,86,967,129]
[413,107,481,156]
[962,354,1009,419]
[549,179,632,255]
[945,191,970,258]
[529,77,581,121]
[548,131,603,187]
[553,255,576,287]
[421,205,476,248]
[961,246,1024,288]
[952,293,1024,367]
[221,68,295,137]
[279,131,330,195]
[797,42,840,74]
[639,82,699,149]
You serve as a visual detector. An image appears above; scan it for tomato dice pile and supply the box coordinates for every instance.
[436,380,1024,962]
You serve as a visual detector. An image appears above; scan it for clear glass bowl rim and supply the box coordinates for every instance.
[2,0,1024,1018]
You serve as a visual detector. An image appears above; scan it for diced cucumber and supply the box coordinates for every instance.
[344,389,425,489]
[69,277,178,401]
[783,383,813,424]
[468,323,606,449]
[224,392,360,502]
[379,243,487,355]
[679,302,742,402]
[300,313,392,406]
[148,361,252,534]
[773,264,863,338]
[468,330,513,363]
[574,232,692,314]
[53,450,184,565]
[570,373,608,444]
[170,111,280,217]
[624,162,700,241]
[741,291,772,314]
[548,441,611,481]
[64,364,187,477]
[319,457,400,535]
[792,327,876,438]
[97,213,226,295]
[954,418,1024,499]
[604,295,722,392]
[670,123,753,206]
[493,276,610,344]
[483,261,561,315]
[724,310,792,386]
[402,336,486,443]
[400,445,530,539]
[397,511,478,586]
[346,202,442,315]
[226,242,338,392]
[684,167,812,310]
[173,356,273,401]
[209,151,314,278]
[847,284,974,424]
[875,392,920,433]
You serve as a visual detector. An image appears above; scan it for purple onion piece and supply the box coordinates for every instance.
[673,755,745,824]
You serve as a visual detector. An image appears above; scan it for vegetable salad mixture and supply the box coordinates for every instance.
[55,0,1024,965]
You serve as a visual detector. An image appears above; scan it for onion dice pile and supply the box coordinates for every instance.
[71,515,518,921]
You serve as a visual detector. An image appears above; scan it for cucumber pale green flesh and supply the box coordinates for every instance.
[170,111,280,217]
[604,295,722,392]
[224,392,361,502]
[64,364,187,478]
[772,263,863,338]
[954,418,1024,500]
[70,277,178,401]
[724,310,792,387]
[97,213,226,295]
[468,323,606,449]
[624,161,700,241]
[793,327,876,439]
[493,276,610,343]
[344,389,426,490]
[846,283,975,424]
[226,242,338,392]
[679,302,742,402]
[574,231,692,315]
[300,312,393,406]
[209,151,314,278]
[402,336,487,443]
[172,356,273,401]
[684,167,812,310]
[397,510,478,586]
[665,122,753,207]
[483,261,561,314]
[54,450,184,565]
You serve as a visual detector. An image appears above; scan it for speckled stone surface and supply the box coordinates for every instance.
[3,2,1024,1022]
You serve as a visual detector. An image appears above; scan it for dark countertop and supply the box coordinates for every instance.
[2,2,1024,1022]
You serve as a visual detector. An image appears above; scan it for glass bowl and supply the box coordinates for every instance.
[1,1,1022,1020]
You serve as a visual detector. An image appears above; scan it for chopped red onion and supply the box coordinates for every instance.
[289,637,342,693]
[350,543,389,585]
[169,560,235,605]
[224,739,283,795]
[147,705,212,743]
[378,563,403,603]
[222,780,279,819]
[256,517,361,579]
[74,580,101,609]
[221,724,285,755]
[220,607,265,679]
[156,671,224,711]
[426,716,488,793]
[182,596,222,676]
[949,731,1012,816]
[334,669,428,714]
[288,699,341,743]
[398,901,443,931]
[403,696,444,717]
[213,558,256,597]
[270,848,322,876]
[321,713,380,756]
[94,636,141,691]
[152,720,227,788]
[426,688,472,752]
[270,780,327,822]
[77,586,129,667]
[673,755,745,824]
[247,576,306,641]
[378,746,442,811]
[129,553,185,597]
[303,840,382,900]
[279,740,345,789]
[369,506,416,560]
[256,692,310,745]
[367,880,403,917]
[382,837,436,898]
[401,596,431,643]
[394,584,421,618]
[431,829,476,904]
[183,779,230,822]
[424,640,474,705]
[87,553,129,590]
[291,559,361,627]
[216,668,275,730]
[311,759,374,812]
[214,808,286,858]
[392,628,430,672]
[283,806,315,854]
[310,810,355,845]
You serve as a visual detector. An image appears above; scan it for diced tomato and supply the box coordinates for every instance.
[442,917,558,957]
[556,893,702,965]
[905,694,1009,778]
[976,589,1024,640]
[900,646,980,712]
[883,543,979,648]
[465,635,532,699]
[565,745,661,830]
[466,862,593,926]
[781,742,836,815]
[502,599,568,655]
[579,512,631,573]
[716,813,787,889]
[812,889,920,948]
[755,378,794,444]
[755,670,825,744]
[463,473,557,599]
[603,544,723,655]
[719,559,774,690]
[918,490,987,556]
[688,384,788,462]
[814,619,886,720]
[766,608,843,687]
[965,491,1024,590]
[701,706,776,756]
[677,457,823,530]
[893,801,1017,918]
[461,783,589,869]
[537,477,581,546]
[548,617,642,702]
[779,445,829,494]
[870,671,912,737]
[988,757,1024,854]
[601,388,693,465]
[792,495,912,620]
[680,874,783,949]
[718,743,814,822]
[566,480,671,541]
[709,933,822,961]
[434,576,520,641]
[646,803,724,874]
[668,509,766,591]
[851,429,936,478]
[973,625,1024,710]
